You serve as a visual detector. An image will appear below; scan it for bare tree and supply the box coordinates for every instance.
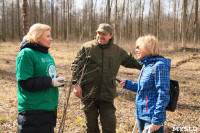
[186,0,194,40]
[173,0,177,42]
[194,0,198,43]
[17,0,21,39]
[182,0,187,48]
[11,0,14,40]
[55,5,59,39]
[125,0,129,38]
[156,0,160,40]
[89,0,93,38]
[1,0,6,41]
[39,0,43,23]
[120,0,125,39]
[148,0,152,34]
[23,0,28,35]
[67,0,70,40]
[51,0,54,38]
[106,0,111,23]
[140,0,145,36]
[33,0,37,23]
[63,0,66,40]
[114,0,118,43]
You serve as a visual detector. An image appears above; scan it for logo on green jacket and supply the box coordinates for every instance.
[47,64,56,78]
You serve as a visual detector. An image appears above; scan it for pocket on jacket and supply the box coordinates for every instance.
[81,77,95,98]
[82,77,94,85]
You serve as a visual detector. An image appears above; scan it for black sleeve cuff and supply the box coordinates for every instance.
[18,76,52,92]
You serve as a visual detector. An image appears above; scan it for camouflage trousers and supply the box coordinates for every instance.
[82,100,116,133]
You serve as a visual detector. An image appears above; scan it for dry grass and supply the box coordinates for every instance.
[0,41,200,133]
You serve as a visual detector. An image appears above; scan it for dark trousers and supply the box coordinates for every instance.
[18,110,57,133]
[136,117,164,133]
[82,100,116,133]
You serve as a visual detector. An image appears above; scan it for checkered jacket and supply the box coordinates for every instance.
[124,55,171,125]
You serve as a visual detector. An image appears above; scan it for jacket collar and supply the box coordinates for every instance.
[140,55,171,68]
[95,37,114,49]
[20,40,49,54]
[140,55,159,64]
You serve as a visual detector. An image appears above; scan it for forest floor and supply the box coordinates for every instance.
[0,41,199,133]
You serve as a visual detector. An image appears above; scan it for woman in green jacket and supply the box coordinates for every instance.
[16,23,64,133]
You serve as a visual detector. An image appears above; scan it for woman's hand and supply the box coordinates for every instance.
[119,79,126,88]
[52,76,65,87]
[150,124,162,132]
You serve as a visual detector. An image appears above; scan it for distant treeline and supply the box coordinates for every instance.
[0,0,199,46]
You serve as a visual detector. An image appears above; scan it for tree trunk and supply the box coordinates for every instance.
[23,0,28,35]
[55,5,59,39]
[107,0,111,23]
[114,0,118,43]
[33,0,37,23]
[125,0,129,38]
[63,0,66,40]
[120,0,125,39]
[1,0,6,41]
[40,0,43,23]
[186,0,194,40]
[156,0,160,40]
[140,0,145,36]
[17,0,21,39]
[67,0,70,41]
[89,0,93,38]
[51,0,54,38]
[138,0,141,36]
[182,0,187,48]
[173,0,177,42]
[194,0,198,43]
[11,0,14,40]
[148,0,152,33]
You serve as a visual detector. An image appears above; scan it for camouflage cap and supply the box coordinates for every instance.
[96,23,113,34]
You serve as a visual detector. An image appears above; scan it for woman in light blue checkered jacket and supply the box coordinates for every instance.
[120,35,171,133]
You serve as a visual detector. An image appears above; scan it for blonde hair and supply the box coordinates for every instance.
[23,23,51,43]
[136,35,159,56]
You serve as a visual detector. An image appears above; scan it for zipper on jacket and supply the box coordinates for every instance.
[146,94,148,112]
[99,48,104,98]
[109,57,111,69]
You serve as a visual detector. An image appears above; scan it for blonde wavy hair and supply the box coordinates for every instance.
[136,35,159,56]
[23,23,51,43]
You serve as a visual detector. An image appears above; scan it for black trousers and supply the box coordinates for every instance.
[18,110,57,133]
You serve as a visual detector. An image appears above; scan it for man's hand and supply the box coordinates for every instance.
[73,85,82,98]
[150,124,162,132]
[52,77,65,87]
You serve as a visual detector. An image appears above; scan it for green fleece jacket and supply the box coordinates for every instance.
[72,38,141,101]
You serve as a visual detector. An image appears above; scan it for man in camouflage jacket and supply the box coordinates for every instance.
[72,23,141,133]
